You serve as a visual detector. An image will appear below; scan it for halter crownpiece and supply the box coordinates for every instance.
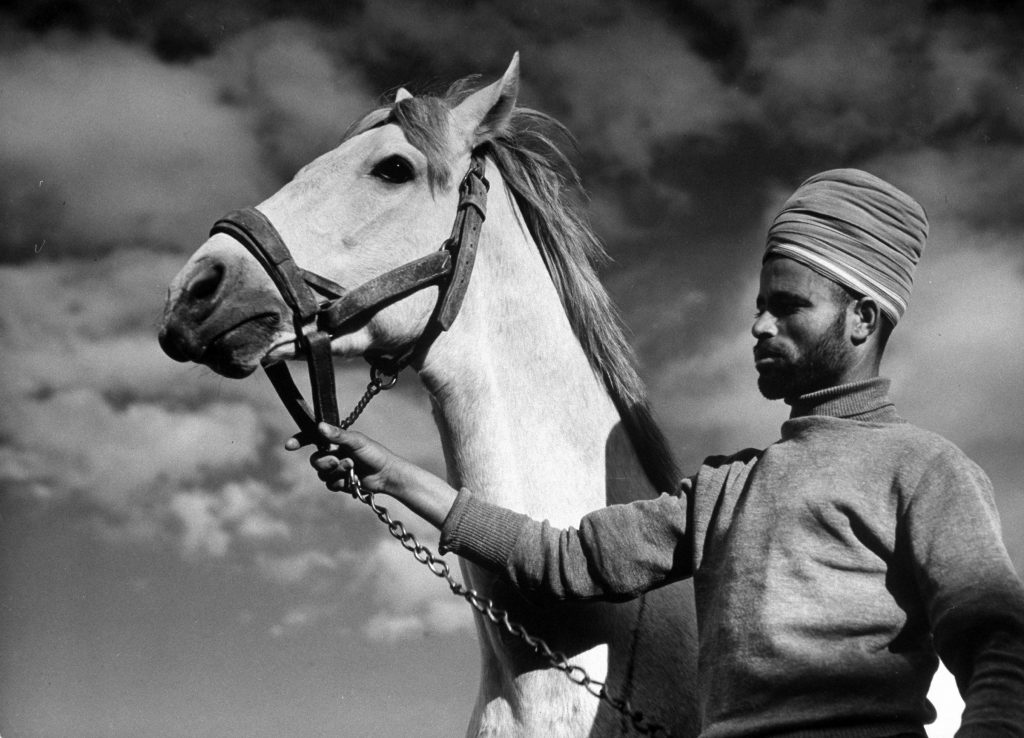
[209,153,489,447]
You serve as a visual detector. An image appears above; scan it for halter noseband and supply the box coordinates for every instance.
[210,153,489,445]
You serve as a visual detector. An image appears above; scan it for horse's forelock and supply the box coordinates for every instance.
[392,96,454,189]
[340,96,454,191]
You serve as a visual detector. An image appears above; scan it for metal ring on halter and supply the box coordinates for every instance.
[371,365,400,390]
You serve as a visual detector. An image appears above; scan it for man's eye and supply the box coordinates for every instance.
[371,156,414,184]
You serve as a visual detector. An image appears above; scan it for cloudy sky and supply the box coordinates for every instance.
[1,1,1022,736]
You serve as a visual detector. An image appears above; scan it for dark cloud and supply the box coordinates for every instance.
[6,0,361,59]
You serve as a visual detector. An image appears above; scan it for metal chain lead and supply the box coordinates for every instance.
[338,366,402,430]
[332,381,672,738]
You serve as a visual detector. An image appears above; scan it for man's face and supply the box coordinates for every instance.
[752,257,854,401]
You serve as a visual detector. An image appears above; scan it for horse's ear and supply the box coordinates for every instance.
[395,87,414,103]
[452,52,519,146]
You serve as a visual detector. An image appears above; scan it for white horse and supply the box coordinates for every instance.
[160,55,700,737]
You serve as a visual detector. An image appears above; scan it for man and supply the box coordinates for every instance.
[291,170,1024,736]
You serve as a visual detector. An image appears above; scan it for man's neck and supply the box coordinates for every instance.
[786,377,896,420]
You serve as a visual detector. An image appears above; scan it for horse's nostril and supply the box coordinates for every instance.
[187,263,225,302]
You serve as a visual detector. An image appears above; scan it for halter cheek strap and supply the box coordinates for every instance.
[209,154,489,446]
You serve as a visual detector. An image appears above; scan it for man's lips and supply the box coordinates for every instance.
[753,346,786,368]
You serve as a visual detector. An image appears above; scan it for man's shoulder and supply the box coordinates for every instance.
[874,418,974,463]
[686,448,763,498]
[854,418,990,493]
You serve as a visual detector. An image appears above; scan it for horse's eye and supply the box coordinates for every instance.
[371,155,414,184]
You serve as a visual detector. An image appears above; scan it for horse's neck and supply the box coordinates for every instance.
[418,180,650,524]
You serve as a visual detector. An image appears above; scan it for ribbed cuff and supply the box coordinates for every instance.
[439,488,528,571]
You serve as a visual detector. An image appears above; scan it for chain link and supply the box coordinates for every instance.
[335,441,672,737]
[338,366,402,430]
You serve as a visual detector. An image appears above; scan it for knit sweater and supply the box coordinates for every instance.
[440,379,1024,737]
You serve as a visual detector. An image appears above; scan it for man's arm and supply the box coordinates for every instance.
[440,487,692,603]
[941,627,1024,737]
[905,449,1024,736]
[293,424,693,603]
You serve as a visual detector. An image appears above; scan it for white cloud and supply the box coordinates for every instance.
[362,599,469,643]
[269,601,347,638]
[885,228,1024,448]
[356,537,474,642]
[168,480,294,558]
[170,491,234,558]
[256,549,343,585]
[253,530,475,641]
[1,387,263,506]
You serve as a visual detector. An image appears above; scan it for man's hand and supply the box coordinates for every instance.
[285,424,404,495]
[285,423,459,529]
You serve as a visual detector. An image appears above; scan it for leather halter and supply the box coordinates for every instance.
[210,153,489,445]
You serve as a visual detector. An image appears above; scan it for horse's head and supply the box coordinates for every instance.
[159,55,520,378]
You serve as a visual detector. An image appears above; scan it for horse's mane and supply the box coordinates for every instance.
[344,79,680,493]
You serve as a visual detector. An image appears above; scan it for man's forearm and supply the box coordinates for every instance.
[390,464,460,530]
[951,627,1024,737]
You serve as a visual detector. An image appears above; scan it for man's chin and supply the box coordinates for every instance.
[756,372,789,401]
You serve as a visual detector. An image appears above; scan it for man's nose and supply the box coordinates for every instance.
[751,311,777,338]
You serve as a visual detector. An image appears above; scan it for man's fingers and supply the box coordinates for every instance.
[310,454,347,472]
[286,425,359,451]
[311,455,337,472]
[311,454,355,475]
[284,431,316,450]
[317,423,372,449]
[317,422,345,443]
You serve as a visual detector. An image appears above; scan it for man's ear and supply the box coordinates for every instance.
[850,297,881,344]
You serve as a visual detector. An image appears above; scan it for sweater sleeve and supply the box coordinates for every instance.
[440,487,693,603]
[903,447,1024,736]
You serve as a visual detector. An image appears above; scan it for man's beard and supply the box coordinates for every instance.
[757,310,851,402]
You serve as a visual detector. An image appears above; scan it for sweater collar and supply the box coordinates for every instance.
[787,377,898,421]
